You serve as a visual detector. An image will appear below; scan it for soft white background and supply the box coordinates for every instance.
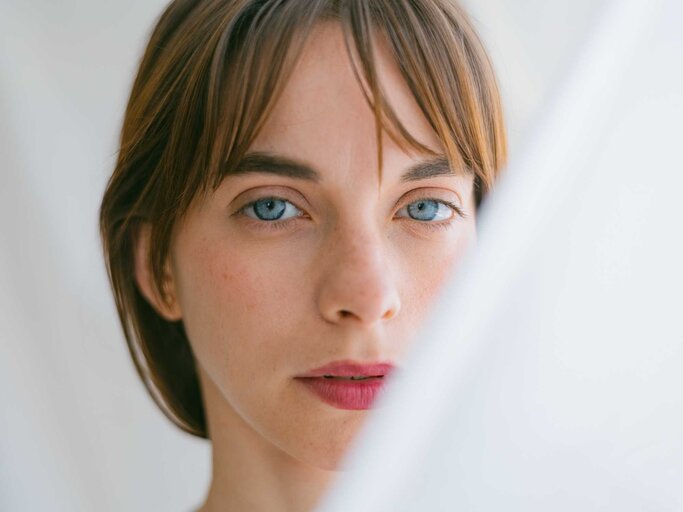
[3,0,678,510]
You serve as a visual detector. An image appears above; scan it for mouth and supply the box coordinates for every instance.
[297,360,397,379]
[296,360,397,409]
[320,375,384,380]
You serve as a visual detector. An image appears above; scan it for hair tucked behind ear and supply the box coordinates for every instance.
[99,0,506,439]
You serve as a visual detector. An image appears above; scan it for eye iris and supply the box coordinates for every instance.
[407,200,439,221]
[253,198,286,220]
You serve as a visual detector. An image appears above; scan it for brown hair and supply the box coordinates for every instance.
[99,0,507,438]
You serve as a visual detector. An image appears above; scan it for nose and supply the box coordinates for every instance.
[316,225,401,326]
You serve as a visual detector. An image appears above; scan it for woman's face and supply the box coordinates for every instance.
[155,23,476,470]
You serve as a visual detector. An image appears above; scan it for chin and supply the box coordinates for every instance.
[310,454,349,472]
[297,429,362,472]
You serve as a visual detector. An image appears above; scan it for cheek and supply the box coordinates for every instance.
[171,236,307,379]
[399,221,476,323]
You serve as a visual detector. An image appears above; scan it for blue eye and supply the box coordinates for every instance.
[398,199,458,222]
[243,197,302,221]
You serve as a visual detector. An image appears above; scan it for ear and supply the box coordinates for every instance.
[133,222,183,321]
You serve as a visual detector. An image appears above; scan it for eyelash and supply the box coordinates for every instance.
[236,196,466,232]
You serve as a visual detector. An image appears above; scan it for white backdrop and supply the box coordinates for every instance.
[4,0,679,511]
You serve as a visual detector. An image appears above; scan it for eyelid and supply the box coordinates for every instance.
[397,186,464,206]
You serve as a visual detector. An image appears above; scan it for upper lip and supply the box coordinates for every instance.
[297,360,397,378]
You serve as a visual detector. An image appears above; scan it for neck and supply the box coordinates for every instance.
[195,368,338,512]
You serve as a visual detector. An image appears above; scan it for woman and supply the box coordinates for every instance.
[99,0,506,510]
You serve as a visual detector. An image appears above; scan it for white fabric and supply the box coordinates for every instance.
[318,0,683,510]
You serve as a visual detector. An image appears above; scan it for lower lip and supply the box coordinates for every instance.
[296,377,387,410]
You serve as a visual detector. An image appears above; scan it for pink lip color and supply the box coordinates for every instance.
[296,360,397,410]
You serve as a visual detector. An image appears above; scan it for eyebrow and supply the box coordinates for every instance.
[225,152,460,183]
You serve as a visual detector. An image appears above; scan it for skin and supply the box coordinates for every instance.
[135,22,477,512]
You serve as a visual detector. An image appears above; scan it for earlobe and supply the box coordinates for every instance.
[133,222,183,321]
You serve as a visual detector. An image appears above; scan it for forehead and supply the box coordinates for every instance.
[248,22,443,178]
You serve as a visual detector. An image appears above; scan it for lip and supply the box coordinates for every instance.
[297,360,397,378]
[295,360,397,410]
